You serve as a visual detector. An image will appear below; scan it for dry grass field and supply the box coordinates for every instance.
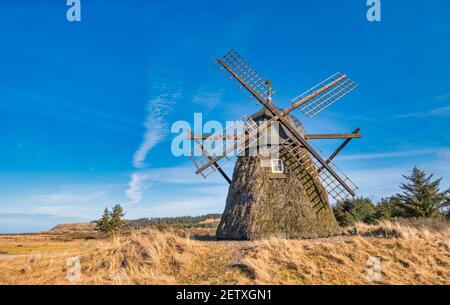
[0,220,449,284]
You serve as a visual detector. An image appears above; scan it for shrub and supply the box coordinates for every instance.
[333,197,376,226]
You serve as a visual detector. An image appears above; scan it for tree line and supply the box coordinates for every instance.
[96,205,221,234]
[333,167,450,226]
[125,214,222,230]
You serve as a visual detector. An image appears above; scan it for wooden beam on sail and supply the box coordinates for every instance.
[189,133,361,140]
[305,133,362,140]
[281,74,347,117]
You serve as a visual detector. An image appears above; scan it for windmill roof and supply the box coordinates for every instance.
[249,105,305,139]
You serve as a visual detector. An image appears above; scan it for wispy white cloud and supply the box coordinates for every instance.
[339,148,439,161]
[192,90,222,112]
[345,167,406,202]
[1,184,121,226]
[0,213,88,234]
[124,163,232,204]
[20,185,118,220]
[133,162,234,185]
[125,196,226,219]
[139,167,215,184]
[127,93,179,203]
[396,105,450,118]
[5,89,141,134]
[438,148,450,158]
[132,94,177,168]
[346,159,450,203]
[32,205,92,216]
[428,105,450,117]
[433,93,450,101]
[396,93,450,118]
[125,172,151,204]
[29,191,105,204]
[186,185,228,196]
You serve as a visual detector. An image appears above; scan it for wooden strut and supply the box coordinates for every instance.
[317,128,361,174]
[188,131,232,184]
[189,133,362,140]
[305,133,361,140]
[325,128,361,164]
[200,58,356,196]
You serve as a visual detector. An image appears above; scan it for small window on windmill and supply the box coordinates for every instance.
[271,159,284,174]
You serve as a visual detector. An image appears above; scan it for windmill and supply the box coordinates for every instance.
[188,50,362,240]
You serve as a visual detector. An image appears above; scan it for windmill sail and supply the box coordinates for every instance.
[290,72,358,118]
[280,138,358,202]
[217,49,276,100]
[189,118,268,178]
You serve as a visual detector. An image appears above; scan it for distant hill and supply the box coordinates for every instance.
[49,222,97,234]
[47,214,222,235]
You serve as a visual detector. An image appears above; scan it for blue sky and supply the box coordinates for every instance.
[0,1,449,233]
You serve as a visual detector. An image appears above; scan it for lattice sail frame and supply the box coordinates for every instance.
[291,72,358,118]
[280,138,357,202]
[189,118,268,178]
[217,49,276,100]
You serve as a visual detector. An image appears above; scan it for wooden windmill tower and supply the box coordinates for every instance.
[188,50,362,240]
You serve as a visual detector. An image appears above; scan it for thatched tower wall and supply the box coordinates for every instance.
[216,106,341,240]
[216,154,340,240]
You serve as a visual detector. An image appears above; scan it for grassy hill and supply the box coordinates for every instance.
[1,219,449,284]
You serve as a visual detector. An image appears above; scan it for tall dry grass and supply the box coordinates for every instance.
[0,220,449,284]
[241,220,450,284]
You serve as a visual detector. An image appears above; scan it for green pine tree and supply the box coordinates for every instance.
[396,167,446,218]
[96,207,112,234]
[110,204,126,233]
